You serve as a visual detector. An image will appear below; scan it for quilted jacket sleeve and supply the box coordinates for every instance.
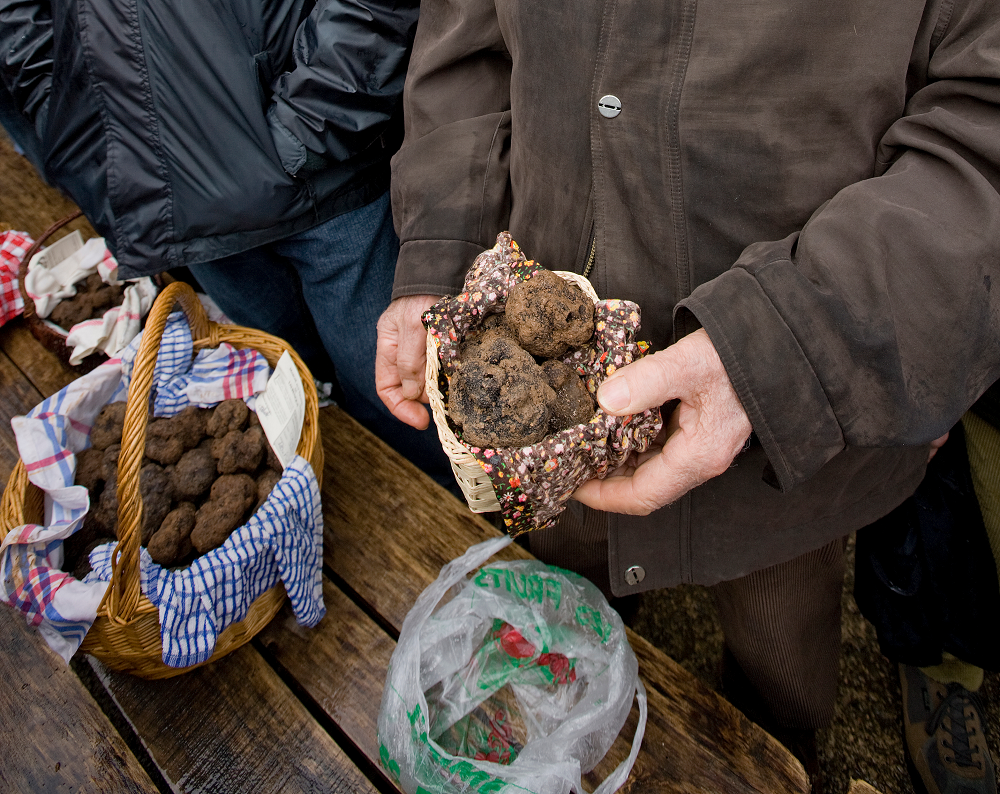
[267,0,420,177]
[680,0,1000,492]
[0,0,52,129]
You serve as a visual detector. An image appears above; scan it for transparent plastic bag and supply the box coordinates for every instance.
[378,536,647,794]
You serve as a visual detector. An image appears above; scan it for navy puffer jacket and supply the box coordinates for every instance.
[0,0,418,278]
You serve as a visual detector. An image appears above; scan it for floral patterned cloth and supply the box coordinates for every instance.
[423,232,663,536]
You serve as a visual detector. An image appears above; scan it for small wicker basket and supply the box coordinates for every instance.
[0,280,323,678]
[425,270,599,513]
[17,210,111,374]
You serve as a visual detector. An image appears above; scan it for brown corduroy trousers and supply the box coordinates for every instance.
[530,501,846,729]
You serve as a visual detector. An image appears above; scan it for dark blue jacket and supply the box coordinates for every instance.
[0,0,418,278]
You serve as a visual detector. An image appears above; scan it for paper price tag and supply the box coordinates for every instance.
[255,351,305,470]
[31,230,84,277]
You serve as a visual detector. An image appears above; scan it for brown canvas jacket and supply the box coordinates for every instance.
[390,0,1000,593]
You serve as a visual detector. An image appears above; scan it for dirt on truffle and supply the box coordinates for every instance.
[71,398,283,571]
[448,330,555,448]
[541,359,594,430]
[505,269,594,358]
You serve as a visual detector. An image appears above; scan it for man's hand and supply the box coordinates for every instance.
[928,431,949,462]
[375,294,442,429]
[574,328,752,515]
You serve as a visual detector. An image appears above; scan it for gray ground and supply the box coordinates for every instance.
[629,534,1000,794]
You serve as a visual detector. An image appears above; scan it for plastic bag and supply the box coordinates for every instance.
[378,536,647,794]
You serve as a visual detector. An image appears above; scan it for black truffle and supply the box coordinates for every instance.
[505,270,594,358]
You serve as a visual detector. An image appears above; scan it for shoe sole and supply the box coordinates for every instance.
[905,748,933,794]
[903,718,946,794]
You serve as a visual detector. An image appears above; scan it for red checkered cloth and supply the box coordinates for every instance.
[0,230,35,327]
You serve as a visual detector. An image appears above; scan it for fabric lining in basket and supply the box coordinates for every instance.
[424,232,662,537]
[0,281,324,678]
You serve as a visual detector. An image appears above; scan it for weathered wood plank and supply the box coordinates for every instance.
[0,319,78,398]
[626,638,809,794]
[262,567,803,793]
[0,609,159,793]
[0,132,96,240]
[317,407,524,627]
[316,406,809,794]
[257,581,396,768]
[88,642,380,794]
[0,347,43,488]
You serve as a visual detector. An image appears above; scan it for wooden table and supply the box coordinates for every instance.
[0,316,819,794]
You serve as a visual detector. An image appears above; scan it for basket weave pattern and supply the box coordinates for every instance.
[423,233,661,536]
[425,270,598,514]
[0,281,323,678]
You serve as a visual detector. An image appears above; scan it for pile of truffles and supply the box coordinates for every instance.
[66,398,283,578]
[448,269,596,448]
[48,273,126,331]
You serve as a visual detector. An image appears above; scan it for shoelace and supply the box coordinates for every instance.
[927,683,985,770]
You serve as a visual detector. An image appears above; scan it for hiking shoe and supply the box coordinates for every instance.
[900,664,997,794]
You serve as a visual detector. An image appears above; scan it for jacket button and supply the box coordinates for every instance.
[598,94,622,118]
[624,565,645,586]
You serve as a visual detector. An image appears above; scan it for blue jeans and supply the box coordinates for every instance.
[0,82,49,182]
[189,192,454,489]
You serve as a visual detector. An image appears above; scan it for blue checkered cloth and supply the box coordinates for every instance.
[86,455,324,667]
[5,310,324,667]
[120,310,270,417]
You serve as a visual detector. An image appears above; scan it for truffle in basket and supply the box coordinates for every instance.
[447,268,599,449]
[49,273,126,331]
[68,398,285,575]
[423,232,662,536]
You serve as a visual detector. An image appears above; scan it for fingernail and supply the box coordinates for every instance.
[598,376,630,413]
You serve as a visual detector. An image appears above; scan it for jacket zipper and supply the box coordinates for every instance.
[582,229,596,279]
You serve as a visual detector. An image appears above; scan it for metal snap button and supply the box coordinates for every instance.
[624,565,645,586]
[598,94,622,118]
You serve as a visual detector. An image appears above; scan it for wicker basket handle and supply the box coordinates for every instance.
[104,280,211,624]
[19,209,84,321]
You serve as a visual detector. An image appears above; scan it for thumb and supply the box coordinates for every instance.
[596,349,680,416]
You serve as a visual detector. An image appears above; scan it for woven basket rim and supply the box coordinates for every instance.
[0,280,323,677]
[426,269,599,513]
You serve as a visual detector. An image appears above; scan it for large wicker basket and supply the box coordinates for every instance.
[425,270,599,513]
[0,280,323,678]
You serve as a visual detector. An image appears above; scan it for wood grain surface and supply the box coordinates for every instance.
[317,406,811,794]
[0,320,78,396]
[258,581,396,765]
[0,606,159,793]
[88,643,380,794]
[0,132,95,241]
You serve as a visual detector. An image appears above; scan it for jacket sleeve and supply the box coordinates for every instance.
[679,0,1000,492]
[267,0,419,177]
[388,0,513,299]
[0,0,52,129]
